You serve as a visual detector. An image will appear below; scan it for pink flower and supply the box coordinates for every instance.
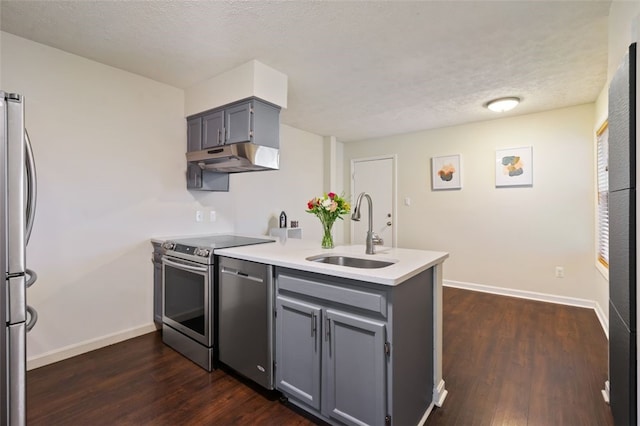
[328,192,336,199]
[329,201,338,212]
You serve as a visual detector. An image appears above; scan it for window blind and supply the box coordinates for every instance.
[596,121,609,268]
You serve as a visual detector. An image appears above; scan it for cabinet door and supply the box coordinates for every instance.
[187,117,202,152]
[202,111,224,148]
[225,101,252,144]
[153,262,162,324]
[324,309,387,426]
[275,295,322,410]
[186,164,202,189]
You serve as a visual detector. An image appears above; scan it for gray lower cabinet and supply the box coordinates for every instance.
[275,269,389,426]
[324,309,387,426]
[276,296,322,409]
[151,242,163,325]
[275,267,435,426]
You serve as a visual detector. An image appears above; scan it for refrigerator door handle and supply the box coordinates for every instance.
[25,268,37,288]
[25,305,38,332]
[25,129,37,245]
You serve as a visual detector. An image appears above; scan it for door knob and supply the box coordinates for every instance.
[386,221,392,226]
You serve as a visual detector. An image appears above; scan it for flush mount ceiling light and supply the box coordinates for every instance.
[485,97,521,113]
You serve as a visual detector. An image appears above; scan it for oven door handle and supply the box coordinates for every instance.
[162,256,209,273]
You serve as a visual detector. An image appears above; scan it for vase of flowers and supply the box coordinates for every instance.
[306,192,350,249]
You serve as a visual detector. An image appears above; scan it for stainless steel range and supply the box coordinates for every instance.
[160,235,274,371]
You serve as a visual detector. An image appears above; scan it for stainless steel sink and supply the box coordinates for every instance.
[306,254,395,269]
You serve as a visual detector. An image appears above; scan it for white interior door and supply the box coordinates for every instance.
[350,156,396,247]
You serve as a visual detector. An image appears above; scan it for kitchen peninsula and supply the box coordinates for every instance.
[215,239,448,426]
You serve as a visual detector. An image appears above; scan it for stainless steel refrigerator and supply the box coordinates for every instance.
[609,42,637,426]
[1,91,38,426]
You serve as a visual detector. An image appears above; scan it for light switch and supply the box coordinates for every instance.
[404,197,411,206]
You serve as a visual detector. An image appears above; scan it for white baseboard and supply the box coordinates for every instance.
[602,380,610,404]
[444,280,608,338]
[594,301,609,339]
[433,379,447,407]
[418,402,436,426]
[27,323,158,371]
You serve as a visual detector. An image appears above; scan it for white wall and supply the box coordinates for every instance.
[230,124,325,238]
[344,104,602,307]
[0,32,324,366]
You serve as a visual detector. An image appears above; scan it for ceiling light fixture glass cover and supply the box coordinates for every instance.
[486,97,520,112]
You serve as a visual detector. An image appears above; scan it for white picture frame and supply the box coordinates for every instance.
[431,154,462,190]
[495,146,533,187]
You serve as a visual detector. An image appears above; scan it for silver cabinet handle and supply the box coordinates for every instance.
[161,257,208,273]
[312,312,318,351]
[25,268,37,288]
[326,317,332,356]
[26,305,38,332]
[25,130,37,245]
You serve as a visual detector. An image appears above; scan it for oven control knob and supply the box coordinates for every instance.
[195,248,210,257]
[162,242,175,250]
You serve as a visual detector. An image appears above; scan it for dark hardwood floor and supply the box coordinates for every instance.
[27,287,614,425]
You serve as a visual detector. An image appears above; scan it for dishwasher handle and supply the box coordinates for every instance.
[220,266,264,283]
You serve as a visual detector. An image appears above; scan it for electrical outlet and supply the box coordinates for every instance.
[210,210,216,222]
[555,266,564,278]
[195,210,203,222]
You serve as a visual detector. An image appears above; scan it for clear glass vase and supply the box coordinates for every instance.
[321,219,335,249]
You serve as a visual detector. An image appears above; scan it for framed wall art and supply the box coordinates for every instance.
[431,154,462,190]
[495,146,533,187]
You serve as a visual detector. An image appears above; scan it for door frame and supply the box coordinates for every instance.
[350,154,398,248]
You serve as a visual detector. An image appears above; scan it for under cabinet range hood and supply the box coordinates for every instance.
[186,142,279,173]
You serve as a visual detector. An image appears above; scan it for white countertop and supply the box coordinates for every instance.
[215,238,448,286]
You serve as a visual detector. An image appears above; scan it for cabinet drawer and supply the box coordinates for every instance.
[277,272,387,317]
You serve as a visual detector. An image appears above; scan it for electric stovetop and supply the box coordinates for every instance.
[171,234,275,249]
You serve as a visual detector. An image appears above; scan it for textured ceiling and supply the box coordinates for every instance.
[0,0,610,142]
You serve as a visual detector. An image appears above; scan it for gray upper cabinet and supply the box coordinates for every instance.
[186,163,229,191]
[225,101,252,145]
[187,117,202,152]
[186,97,280,151]
[202,111,224,148]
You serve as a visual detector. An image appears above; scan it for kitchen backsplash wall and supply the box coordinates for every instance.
[230,124,325,239]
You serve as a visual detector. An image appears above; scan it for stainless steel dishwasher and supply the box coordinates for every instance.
[218,256,274,389]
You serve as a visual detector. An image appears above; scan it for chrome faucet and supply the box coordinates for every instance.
[351,192,384,254]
